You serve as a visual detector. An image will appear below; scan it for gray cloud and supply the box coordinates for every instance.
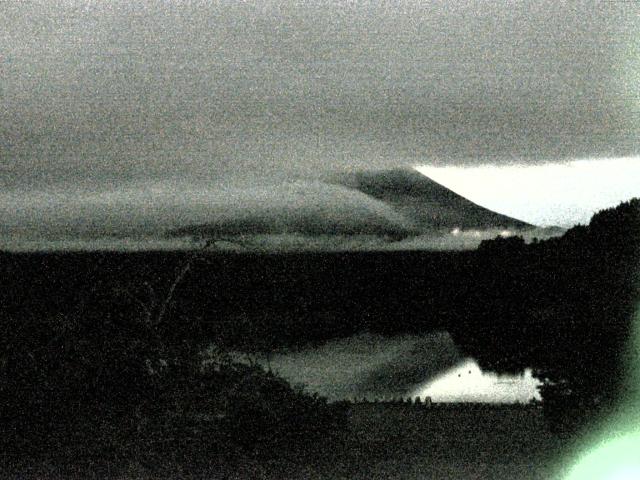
[2,0,638,191]
[0,180,415,238]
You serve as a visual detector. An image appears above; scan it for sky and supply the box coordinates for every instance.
[417,158,640,226]
[1,1,639,231]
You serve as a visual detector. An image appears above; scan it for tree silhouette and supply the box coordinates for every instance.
[460,198,640,434]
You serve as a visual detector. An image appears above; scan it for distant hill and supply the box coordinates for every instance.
[331,168,532,230]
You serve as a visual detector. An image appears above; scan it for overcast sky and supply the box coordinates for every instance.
[1,1,639,230]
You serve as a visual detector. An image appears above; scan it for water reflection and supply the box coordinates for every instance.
[261,332,460,402]
[410,358,541,403]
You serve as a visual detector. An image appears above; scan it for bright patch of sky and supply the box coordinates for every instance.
[416,158,640,227]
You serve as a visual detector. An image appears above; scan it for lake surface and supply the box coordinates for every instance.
[261,333,541,403]
[410,358,541,403]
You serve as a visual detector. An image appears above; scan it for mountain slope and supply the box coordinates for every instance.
[167,168,533,244]
[332,168,532,230]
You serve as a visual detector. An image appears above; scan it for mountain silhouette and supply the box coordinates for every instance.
[167,169,532,242]
[332,168,532,230]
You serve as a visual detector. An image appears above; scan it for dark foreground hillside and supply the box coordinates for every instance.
[2,403,565,480]
[0,248,465,345]
[0,199,638,478]
[332,403,564,480]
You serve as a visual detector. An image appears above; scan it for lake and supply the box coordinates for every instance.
[258,332,541,403]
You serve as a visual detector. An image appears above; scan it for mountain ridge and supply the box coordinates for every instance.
[328,168,533,230]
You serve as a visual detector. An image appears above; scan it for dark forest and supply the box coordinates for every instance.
[1,199,638,477]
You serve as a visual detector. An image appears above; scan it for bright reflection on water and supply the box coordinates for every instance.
[410,358,542,403]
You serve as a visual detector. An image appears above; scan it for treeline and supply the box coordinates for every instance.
[0,249,467,350]
[348,398,540,410]
[453,198,640,433]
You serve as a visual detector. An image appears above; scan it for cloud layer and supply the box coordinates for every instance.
[0,180,415,238]
[2,1,638,191]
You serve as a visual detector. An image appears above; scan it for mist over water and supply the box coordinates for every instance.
[254,332,459,402]
[251,332,540,403]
